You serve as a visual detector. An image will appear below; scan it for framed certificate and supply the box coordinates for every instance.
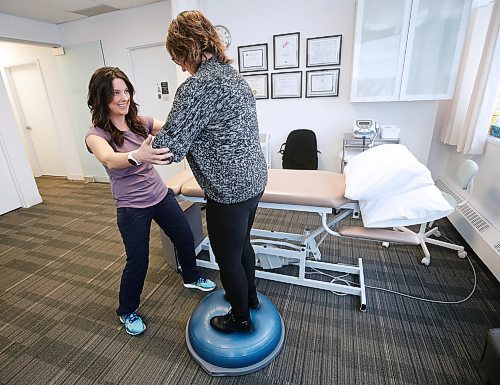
[273,32,300,70]
[238,43,268,72]
[306,35,342,67]
[243,74,269,99]
[271,71,302,99]
[306,69,339,97]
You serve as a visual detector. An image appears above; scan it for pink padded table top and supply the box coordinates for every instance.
[168,169,351,208]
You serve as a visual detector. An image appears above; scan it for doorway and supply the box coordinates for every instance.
[3,61,65,177]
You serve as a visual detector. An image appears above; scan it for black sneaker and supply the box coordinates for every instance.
[224,293,260,310]
[210,310,252,333]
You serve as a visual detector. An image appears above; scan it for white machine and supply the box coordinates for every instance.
[353,119,379,138]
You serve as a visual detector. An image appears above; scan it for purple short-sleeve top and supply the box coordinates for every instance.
[85,116,168,208]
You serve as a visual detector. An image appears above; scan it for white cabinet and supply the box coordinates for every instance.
[351,0,471,102]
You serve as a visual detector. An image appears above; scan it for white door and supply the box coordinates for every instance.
[6,63,65,176]
[0,134,22,215]
[128,44,187,180]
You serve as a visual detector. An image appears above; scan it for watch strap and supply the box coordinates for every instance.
[127,151,142,166]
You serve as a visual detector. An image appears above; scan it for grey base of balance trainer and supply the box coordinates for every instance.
[185,290,285,377]
[185,318,285,377]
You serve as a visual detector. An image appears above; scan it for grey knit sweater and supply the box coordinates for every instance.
[152,58,268,204]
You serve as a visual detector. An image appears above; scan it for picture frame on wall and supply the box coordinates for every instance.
[243,73,269,99]
[271,71,302,99]
[273,32,300,70]
[306,35,342,67]
[306,69,339,97]
[238,43,268,72]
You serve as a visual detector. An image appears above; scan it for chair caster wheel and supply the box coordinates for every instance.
[421,257,430,266]
[434,230,441,238]
[382,242,390,248]
[458,251,467,258]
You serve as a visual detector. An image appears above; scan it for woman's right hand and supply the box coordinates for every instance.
[134,135,173,165]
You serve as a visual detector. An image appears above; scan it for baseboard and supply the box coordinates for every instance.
[24,194,43,208]
[94,176,109,183]
[67,174,84,181]
[82,175,109,183]
[437,178,500,282]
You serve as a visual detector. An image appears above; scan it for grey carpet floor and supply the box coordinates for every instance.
[0,176,499,385]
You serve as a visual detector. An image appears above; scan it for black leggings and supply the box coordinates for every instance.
[206,192,262,313]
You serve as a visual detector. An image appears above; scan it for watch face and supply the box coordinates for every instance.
[215,25,231,48]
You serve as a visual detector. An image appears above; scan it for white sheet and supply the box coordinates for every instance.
[344,144,434,201]
[344,144,453,228]
[359,184,454,228]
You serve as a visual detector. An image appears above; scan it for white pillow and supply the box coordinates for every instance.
[344,144,434,201]
[359,184,454,228]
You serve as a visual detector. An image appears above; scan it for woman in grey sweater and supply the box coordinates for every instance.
[153,10,268,333]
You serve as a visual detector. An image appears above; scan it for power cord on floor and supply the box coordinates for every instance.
[305,255,477,304]
[304,262,352,296]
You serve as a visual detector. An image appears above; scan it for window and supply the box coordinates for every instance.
[489,91,500,138]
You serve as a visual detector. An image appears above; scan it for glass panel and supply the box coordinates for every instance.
[55,41,107,181]
[354,0,411,99]
[404,0,466,97]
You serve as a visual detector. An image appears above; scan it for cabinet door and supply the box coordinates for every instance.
[351,0,412,102]
[401,0,471,100]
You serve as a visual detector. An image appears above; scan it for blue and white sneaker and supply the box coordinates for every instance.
[183,277,216,292]
[119,311,146,336]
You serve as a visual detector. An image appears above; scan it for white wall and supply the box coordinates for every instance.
[59,0,440,171]
[427,1,499,278]
[58,2,172,80]
[0,74,42,208]
[0,0,467,203]
[427,1,499,231]
[0,13,60,47]
[203,0,440,170]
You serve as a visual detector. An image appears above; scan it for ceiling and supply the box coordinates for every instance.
[0,0,164,24]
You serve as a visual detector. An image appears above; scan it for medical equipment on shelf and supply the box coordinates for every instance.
[380,125,400,139]
[353,119,379,138]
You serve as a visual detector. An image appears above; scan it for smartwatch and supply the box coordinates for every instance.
[127,151,142,166]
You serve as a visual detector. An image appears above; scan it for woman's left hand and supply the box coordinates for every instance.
[134,135,174,165]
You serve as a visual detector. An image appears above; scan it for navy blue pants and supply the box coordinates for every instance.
[116,189,199,316]
[205,192,262,313]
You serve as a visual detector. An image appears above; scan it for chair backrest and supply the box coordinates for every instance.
[278,129,319,170]
[457,159,479,192]
[456,159,478,207]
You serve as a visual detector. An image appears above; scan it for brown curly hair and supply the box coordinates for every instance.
[87,67,147,148]
[166,10,232,72]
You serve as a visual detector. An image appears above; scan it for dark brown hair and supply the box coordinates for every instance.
[166,10,232,71]
[87,67,147,147]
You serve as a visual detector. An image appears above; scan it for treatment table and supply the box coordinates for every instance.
[166,168,422,311]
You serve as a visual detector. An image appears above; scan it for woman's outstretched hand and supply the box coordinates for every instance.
[135,135,173,165]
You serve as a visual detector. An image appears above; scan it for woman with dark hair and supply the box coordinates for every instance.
[86,66,215,336]
[152,10,268,333]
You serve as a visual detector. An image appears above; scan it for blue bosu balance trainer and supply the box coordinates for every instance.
[186,289,285,376]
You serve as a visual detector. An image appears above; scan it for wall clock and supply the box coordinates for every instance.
[215,25,231,48]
